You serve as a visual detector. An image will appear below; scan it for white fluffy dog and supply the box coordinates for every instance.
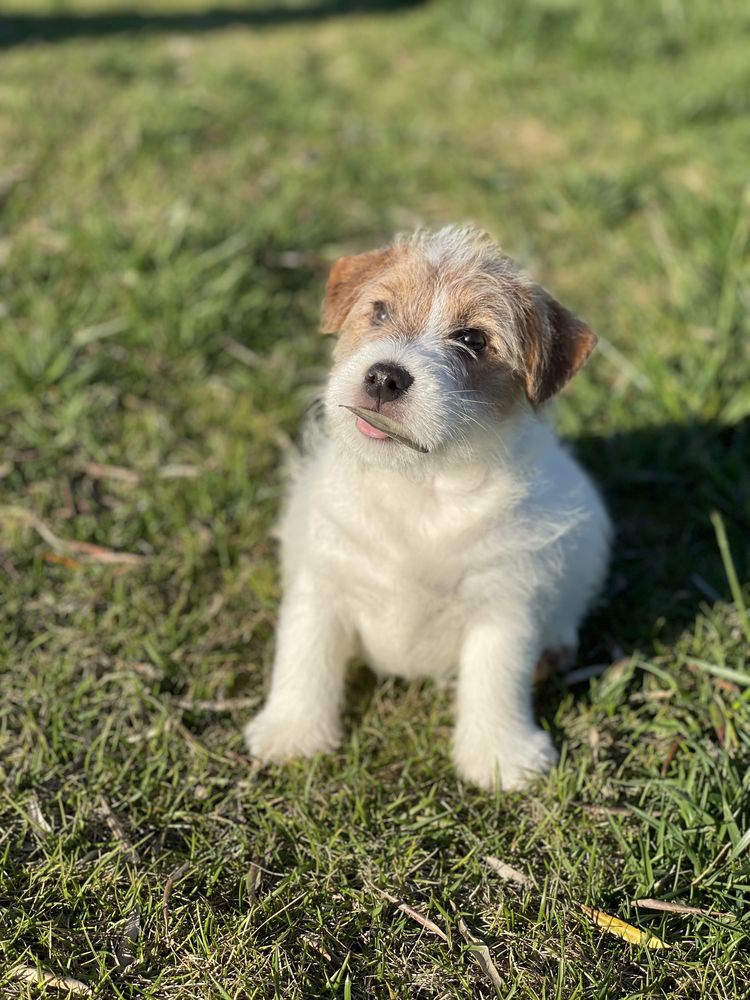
[245,226,611,790]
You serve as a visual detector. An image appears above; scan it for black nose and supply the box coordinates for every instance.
[363,362,414,403]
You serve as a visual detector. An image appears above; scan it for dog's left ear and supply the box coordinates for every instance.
[522,287,598,407]
[322,248,393,333]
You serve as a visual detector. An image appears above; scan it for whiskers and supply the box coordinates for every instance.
[443,388,494,406]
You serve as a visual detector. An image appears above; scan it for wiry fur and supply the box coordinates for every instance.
[245,226,611,790]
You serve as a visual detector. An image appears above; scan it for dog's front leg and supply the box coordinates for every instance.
[453,618,558,790]
[244,576,352,763]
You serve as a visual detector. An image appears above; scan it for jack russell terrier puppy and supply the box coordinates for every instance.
[245,226,611,790]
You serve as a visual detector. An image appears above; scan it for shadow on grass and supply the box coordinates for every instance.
[0,0,426,49]
[576,414,749,659]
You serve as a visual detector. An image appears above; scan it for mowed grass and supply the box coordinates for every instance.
[1,0,750,996]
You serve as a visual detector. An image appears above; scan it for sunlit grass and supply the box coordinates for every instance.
[1,0,749,996]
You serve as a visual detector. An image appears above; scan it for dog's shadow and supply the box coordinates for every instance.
[574,414,749,661]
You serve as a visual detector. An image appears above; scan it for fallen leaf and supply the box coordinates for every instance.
[300,932,333,961]
[581,905,670,949]
[67,540,143,565]
[10,966,92,995]
[43,552,85,569]
[27,794,53,838]
[115,909,140,971]
[80,461,140,485]
[456,915,504,991]
[484,856,531,887]
[159,463,202,479]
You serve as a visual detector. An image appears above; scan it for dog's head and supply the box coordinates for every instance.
[323,226,597,469]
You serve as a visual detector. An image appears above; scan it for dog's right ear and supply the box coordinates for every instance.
[322,248,393,333]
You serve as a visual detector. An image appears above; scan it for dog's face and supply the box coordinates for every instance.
[323,227,597,470]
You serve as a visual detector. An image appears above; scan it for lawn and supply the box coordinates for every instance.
[1,0,749,996]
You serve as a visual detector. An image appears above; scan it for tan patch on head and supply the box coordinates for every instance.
[322,248,397,334]
[326,247,439,361]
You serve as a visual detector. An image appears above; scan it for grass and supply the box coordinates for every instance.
[1,0,749,995]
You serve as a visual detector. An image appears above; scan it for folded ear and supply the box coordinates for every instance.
[522,286,598,407]
[322,247,393,333]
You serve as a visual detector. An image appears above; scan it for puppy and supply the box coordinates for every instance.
[245,226,611,790]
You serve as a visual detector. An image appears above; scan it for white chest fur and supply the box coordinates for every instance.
[279,417,608,684]
[314,463,487,678]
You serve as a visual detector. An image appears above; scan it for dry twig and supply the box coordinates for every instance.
[5,507,145,565]
[692,841,732,887]
[368,884,449,941]
[634,897,734,919]
[162,862,190,945]
[173,695,260,712]
[577,802,631,817]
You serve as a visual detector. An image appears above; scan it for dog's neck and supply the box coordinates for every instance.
[335,404,550,499]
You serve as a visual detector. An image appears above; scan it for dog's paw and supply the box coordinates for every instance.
[244,707,341,763]
[453,727,558,791]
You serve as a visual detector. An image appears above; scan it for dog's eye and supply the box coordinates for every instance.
[452,328,487,353]
[371,301,390,325]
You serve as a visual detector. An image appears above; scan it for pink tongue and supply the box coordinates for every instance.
[356,416,390,440]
